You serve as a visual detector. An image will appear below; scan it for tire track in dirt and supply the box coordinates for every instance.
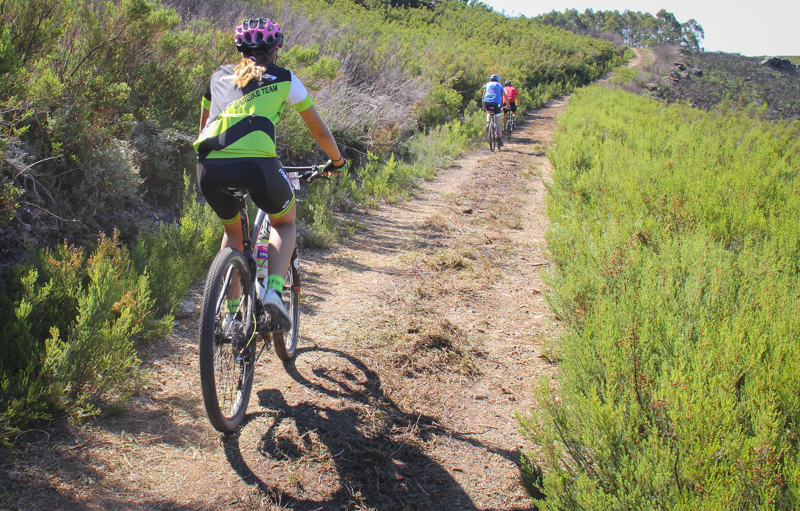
[1,99,567,511]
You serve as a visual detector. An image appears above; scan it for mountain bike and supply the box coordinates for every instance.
[504,110,514,144]
[486,116,499,152]
[198,165,327,434]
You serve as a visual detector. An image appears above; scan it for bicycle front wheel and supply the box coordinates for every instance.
[273,249,300,362]
[198,247,255,434]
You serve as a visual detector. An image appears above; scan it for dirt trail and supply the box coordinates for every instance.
[1,100,566,510]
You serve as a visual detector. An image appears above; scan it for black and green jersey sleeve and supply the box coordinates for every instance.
[193,63,314,160]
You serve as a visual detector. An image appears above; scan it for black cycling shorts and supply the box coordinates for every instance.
[484,102,503,115]
[503,102,517,113]
[197,157,295,222]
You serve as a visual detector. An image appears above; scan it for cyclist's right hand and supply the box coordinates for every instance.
[323,158,347,176]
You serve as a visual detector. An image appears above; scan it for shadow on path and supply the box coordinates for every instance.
[223,348,527,510]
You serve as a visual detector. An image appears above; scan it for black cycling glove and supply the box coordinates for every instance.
[323,157,347,175]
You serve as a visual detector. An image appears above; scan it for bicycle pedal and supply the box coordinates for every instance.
[235,347,252,363]
[270,317,292,332]
[258,319,286,334]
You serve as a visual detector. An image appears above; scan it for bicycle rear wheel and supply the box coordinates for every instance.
[506,120,512,143]
[487,122,495,152]
[198,247,255,434]
[273,249,300,362]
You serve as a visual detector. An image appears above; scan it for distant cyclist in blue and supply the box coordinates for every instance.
[482,74,509,147]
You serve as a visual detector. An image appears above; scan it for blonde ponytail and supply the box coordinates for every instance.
[232,57,266,88]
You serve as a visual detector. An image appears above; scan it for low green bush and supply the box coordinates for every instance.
[521,85,800,508]
[0,176,220,444]
[132,174,221,316]
[0,232,172,440]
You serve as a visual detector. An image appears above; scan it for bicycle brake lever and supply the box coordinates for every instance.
[302,169,328,183]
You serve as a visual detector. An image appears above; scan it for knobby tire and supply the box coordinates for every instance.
[198,247,255,434]
[487,121,496,152]
[273,248,300,362]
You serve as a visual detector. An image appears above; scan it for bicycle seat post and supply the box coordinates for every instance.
[239,197,252,254]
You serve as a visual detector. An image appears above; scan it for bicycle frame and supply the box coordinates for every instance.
[253,164,327,306]
[199,164,329,433]
[227,165,325,305]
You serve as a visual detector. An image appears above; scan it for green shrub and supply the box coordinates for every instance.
[132,174,221,315]
[133,124,199,215]
[521,85,800,508]
[0,24,19,75]
[42,234,153,412]
[0,232,173,442]
[0,181,20,227]
[415,84,464,130]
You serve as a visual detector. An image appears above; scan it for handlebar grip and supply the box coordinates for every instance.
[301,169,328,183]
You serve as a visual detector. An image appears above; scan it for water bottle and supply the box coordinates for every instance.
[255,233,269,279]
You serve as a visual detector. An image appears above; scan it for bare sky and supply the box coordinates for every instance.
[478,0,800,57]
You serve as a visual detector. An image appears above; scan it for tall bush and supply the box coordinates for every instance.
[0,179,221,443]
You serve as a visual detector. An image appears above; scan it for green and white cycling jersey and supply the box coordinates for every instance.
[193,62,314,160]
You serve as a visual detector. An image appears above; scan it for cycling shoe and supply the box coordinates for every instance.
[261,288,292,331]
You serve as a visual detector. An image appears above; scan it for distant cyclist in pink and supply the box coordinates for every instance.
[194,18,345,327]
[503,80,520,131]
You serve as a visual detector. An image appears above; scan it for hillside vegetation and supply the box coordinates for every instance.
[611,46,800,122]
[0,0,623,251]
[664,51,800,121]
[0,0,624,446]
[522,82,800,508]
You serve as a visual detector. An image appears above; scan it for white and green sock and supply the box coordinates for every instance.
[267,274,285,295]
[225,297,240,314]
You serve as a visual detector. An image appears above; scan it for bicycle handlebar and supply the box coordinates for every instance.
[283,164,333,183]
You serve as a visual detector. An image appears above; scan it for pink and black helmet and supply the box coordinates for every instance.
[235,18,284,54]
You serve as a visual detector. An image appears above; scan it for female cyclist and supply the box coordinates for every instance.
[194,18,346,328]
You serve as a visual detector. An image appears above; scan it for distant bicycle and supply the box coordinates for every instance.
[505,114,513,143]
[487,116,500,152]
[198,164,327,434]
[503,107,516,144]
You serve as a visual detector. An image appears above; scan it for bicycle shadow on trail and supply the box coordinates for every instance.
[506,135,537,146]
[223,347,524,510]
